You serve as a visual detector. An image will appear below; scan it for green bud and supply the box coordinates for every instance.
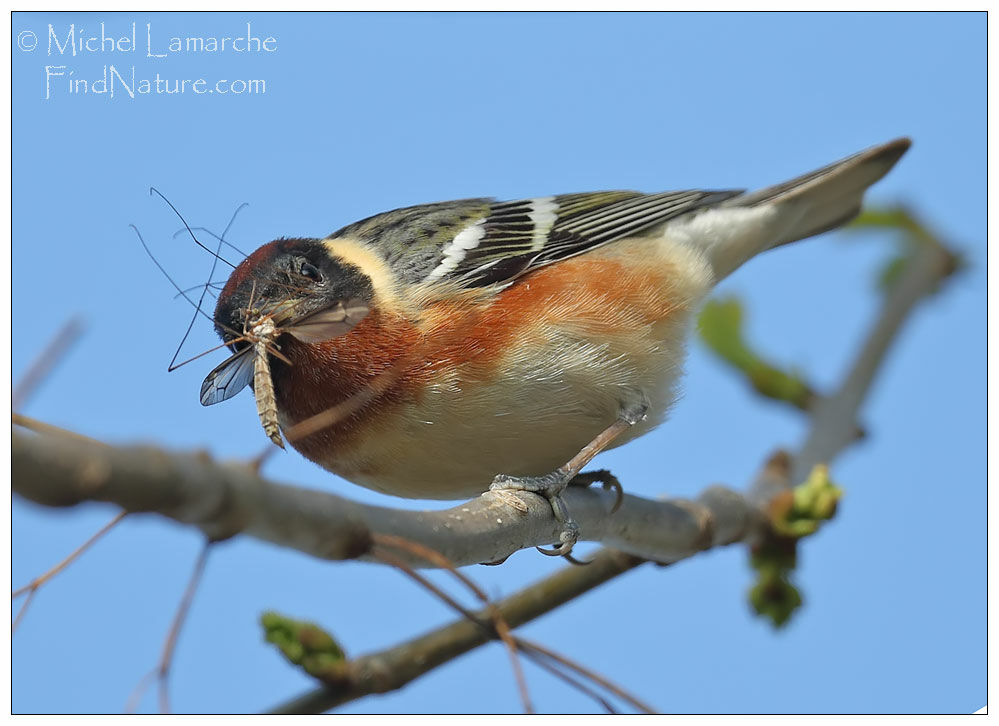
[261,611,345,671]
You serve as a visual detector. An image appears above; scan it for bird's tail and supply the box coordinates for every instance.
[691,137,912,280]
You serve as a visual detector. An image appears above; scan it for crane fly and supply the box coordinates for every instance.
[199,281,369,448]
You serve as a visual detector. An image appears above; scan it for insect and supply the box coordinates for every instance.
[200,280,370,448]
[194,138,911,556]
[199,300,286,448]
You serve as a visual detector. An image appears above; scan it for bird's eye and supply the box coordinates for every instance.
[299,260,322,283]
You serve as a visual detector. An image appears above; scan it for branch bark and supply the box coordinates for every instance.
[791,239,957,483]
[12,428,766,567]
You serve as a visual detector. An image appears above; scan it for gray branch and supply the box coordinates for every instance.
[792,240,956,483]
[12,429,767,567]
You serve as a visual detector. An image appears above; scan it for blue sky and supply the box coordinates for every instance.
[12,12,984,714]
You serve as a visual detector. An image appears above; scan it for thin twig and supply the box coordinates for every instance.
[13,317,85,411]
[374,534,490,598]
[125,672,158,715]
[126,542,212,714]
[11,589,37,632]
[516,637,657,714]
[372,536,534,714]
[370,535,641,713]
[370,541,650,715]
[523,649,618,714]
[159,542,211,713]
[12,412,105,446]
[268,548,644,714]
[519,646,617,713]
[12,511,126,632]
[12,512,126,599]
[368,542,653,715]
[490,615,532,714]
[249,443,281,473]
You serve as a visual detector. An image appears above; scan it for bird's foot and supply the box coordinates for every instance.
[490,469,579,557]
[490,395,647,561]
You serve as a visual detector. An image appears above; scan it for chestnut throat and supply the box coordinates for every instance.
[269,311,422,431]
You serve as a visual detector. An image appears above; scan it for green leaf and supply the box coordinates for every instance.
[698,298,814,411]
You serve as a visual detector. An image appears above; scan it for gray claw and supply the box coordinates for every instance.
[491,470,579,556]
[536,524,579,557]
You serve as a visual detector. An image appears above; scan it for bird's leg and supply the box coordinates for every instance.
[490,397,649,557]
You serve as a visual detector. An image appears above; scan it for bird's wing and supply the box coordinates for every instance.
[331,191,743,289]
[440,191,744,287]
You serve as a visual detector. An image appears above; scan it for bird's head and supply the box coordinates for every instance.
[214,237,373,349]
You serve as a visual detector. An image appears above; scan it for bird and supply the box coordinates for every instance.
[201,137,911,556]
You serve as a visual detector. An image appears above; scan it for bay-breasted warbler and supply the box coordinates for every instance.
[202,138,910,556]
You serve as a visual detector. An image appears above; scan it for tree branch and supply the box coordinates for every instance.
[12,427,766,567]
[791,239,957,483]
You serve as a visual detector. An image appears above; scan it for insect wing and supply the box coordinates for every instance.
[200,348,255,406]
[288,298,370,343]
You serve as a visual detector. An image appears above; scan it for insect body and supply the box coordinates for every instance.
[249,316,283,448]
